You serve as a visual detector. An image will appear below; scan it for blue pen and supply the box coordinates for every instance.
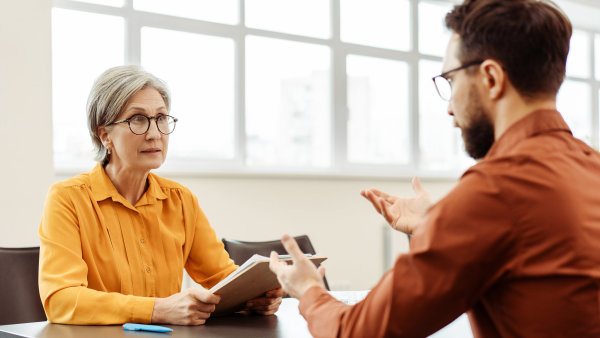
[123,323,173,333]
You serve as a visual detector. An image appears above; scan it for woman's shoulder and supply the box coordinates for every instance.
[148,172,194,196]
[50,172,93,192]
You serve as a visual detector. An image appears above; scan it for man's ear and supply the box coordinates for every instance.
[480,59,505,100]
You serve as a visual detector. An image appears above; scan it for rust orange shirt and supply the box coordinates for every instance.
[38,164,237,324]
[300,110,600,337]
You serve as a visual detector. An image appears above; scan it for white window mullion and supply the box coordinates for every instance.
[410,0,420,171]
[235,0,247,167]
[331,0,347,173]
[590,32,599,149]
[124,0,140,65]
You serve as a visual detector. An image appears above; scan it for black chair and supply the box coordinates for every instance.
[0,247,47,324]
[222,235,330,290]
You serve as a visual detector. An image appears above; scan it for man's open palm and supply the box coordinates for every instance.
[361,177,432,235]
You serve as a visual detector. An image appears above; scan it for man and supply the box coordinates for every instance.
[269,0,600,337]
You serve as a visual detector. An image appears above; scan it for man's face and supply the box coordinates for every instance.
[442,34,495,160]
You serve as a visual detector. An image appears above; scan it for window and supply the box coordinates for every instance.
[245,36,331,167]
[51,0,600,176]
[346,55,410,165]
[340,0,410,51]
[140,28,236,161]
[558,29,600,147]
[52,7,124,168]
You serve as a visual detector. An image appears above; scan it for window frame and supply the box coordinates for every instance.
[561,28,600,149]
[51,0,600,179]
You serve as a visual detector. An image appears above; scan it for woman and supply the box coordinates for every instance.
[38,65,283,325]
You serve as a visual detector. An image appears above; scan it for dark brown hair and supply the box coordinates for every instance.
[445,0,572,98]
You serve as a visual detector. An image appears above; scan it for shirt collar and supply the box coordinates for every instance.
[484,109,572,160]
[89,163,168,210]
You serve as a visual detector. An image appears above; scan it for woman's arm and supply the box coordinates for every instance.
[39,184,155,324]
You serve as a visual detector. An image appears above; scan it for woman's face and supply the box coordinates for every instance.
[100,87,169,173]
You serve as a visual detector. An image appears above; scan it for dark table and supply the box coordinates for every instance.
[0,298,311,338]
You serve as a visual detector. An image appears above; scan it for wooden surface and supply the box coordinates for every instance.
[0,298,311,338]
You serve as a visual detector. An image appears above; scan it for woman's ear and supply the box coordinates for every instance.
[97,126,110,148]
[480,59,505,100]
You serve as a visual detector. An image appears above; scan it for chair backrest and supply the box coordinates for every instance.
[222,235,329,290]
[0,247,47,324]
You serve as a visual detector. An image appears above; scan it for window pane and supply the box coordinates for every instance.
[245,36,331,167]
[419,60,473,170]
[566,30,590,78]
[246,0,329,39]
[557,80,591,144]
[341,0,410,51]
[419,1,452,57]
[596,34,600,80]
[141,28,235,161]
[134,0,238,24]
[347,55,409,164]
[52,9,124,168]
[74,0,124,6]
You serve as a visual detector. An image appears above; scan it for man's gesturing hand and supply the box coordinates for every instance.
[151,288,221,325]
[361,176,432,235]
[269,234,326,299]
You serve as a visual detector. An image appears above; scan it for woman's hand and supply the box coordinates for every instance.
[245,287,286,315]
[361,177,432,235]
[151,288,221,325]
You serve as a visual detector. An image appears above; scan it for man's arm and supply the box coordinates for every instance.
[271,170,516,337]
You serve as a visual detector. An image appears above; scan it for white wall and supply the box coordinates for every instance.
[15,0,600,291]
[167,175,457,290]
[0,0,54,247]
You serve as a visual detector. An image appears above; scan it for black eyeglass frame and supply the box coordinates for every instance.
[108,114,178,135]
[431,59,484,101]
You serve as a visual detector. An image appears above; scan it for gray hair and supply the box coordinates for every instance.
[87,65,170,165]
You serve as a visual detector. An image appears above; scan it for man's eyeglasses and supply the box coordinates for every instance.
[109,114,178,135]
[431,60,483,101]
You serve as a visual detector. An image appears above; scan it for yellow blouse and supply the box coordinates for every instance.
[38,164,237,324]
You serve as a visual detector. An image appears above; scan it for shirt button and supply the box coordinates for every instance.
[140,238,145,244]
[146,267,151,273]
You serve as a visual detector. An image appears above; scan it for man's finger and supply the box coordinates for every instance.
[269,251,283,275]
[381,200,395,224]
[370,188,391,199]
[318,265,326,278]
[364,191,382,214]
[412,176,425,195]
[281,234,306,261]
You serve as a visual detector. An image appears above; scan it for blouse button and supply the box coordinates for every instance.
[140,238,145,244]
[146,266,151,273]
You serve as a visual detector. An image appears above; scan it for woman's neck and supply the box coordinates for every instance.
[104,162,150,206]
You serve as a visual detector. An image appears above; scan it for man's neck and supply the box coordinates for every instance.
[493,92,556,140]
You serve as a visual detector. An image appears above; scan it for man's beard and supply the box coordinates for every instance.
[461,87,495,160]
